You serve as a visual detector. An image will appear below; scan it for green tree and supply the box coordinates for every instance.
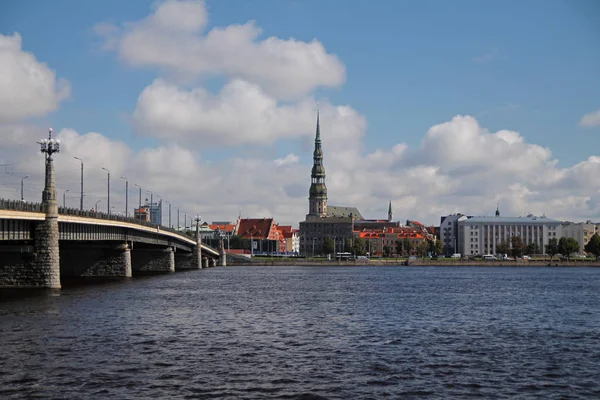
[403,238,412,256]
[584,233,600,260]
[496,241,510,256]
[545,237,559,260]
[417,241,429,257]
[559,237,579,260]
[525,242,540,256]
[353,237,366,256]
[344,237,353,253]
[434,239,443,255]
[395,240,403,257]
[323,237,335,255]
[383,245,392,257]
[510,236,526,258]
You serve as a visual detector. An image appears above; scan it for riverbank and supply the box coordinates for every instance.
[229,258,600,267]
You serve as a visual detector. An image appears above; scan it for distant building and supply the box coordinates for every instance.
[134,206,150,222]
[457,209,561,256]
[440,213,469,255]
[356,227,426,256]
[298,112,362,256]
[561,221,599,254]
[235,217,281,254]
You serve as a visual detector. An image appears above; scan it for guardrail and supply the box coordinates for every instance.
[0,198,193,239]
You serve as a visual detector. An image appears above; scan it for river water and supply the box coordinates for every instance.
[1,266,599,399]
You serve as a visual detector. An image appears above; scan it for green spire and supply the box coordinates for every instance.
[315,109,321,142]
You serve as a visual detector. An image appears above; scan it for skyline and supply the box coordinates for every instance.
[1,0,599,225]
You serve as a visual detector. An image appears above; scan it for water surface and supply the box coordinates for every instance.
[1,266,599,399]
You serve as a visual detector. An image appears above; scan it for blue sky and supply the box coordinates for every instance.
[3,0,599,164]
[1,0,599,224]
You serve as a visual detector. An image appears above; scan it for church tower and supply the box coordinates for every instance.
[388,200,393,222]
[308,111,327,218]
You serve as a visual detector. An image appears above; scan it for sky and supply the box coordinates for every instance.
[1,0,599,226]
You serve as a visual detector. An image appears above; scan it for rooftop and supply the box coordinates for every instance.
[462,216,561,224]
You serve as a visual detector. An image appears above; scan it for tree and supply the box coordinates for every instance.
[417,241,429,257]
[383,245,391,258]
[525,242,539,256]
[344,237,353,253]
[323,237,335,255]
[559,237,579,260]
[510,236,525,259]
[442,244,454,256]
[403,238,412,256]
[353,237,366,256]
[434,239,443,255]
[584,233,600,260]
[496,241,510,256]
[545,237,559,260]
[395,240,403,257]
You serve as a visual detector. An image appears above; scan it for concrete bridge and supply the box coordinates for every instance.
[0,128,225,289]
[0,200,225,289]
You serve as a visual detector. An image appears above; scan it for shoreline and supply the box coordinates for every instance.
[229,259,600,267]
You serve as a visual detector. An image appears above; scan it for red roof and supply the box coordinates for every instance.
[209,223,236,233]
[236,218,279,240]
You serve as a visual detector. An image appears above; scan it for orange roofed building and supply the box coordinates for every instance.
[356,227,426,257]
[235,218,282,254]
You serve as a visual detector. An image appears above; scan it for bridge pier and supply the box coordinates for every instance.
[203,257,209,269]
[132,247,175,273]
[60,242,132,278]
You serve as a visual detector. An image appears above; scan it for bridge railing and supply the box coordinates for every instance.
[0,198,195,241]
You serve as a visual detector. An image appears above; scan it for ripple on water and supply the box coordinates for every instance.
[1,266,600,399]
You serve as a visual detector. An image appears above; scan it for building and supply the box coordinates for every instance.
[357,227,426,256]
[457,209,562,256]
[134,206,150,222]
[235,217,281,255]
[439,213,469,255]
[276,225,300,254]
[298,112,362,256]
[561,221,599,254]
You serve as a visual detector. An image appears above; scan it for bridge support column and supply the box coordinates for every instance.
[132,247,175,273]
[203,257,209,269]
[211,258,217,268]
[60,242,132,278]
[218,238,226,266]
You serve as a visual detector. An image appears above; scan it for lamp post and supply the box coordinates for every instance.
[333,235,336,259]
[134,184,141,218]
[101,167,110,215]
[156,195,162,226]
[165,200,171,228]
[121,176,128,218]
[250,233,254,257]
[20,175,28,201]
[95,199,102,212]
[73,157,84,210]
[177,207,180,231]
[146,190,153,223]
[312,237,316,258]
[63,189,69,208]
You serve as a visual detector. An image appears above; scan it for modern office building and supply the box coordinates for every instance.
[457,209,562,256]
[440,213,470,255]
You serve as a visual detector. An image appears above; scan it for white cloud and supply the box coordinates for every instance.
[0,33,70,123]
[132,78,366,147]
[2,116,600,227]
[274,154,299,167]
[473,49,498,64]
[579,109,600,127]
[94,0,345,99]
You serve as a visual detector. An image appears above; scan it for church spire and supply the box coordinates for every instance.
[308,110,327,218]
[388,200,393,222]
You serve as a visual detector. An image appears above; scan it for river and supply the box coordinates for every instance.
[1,266,599,399]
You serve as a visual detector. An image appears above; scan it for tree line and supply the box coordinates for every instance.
[493,233,600,260]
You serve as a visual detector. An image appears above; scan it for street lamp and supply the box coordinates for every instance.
[20,175,28,201]
[121,176,128,218]
[73,157,84,210]
[312,237,316,258]
[176,207,180,230]
[156,195,162,226]
[95,199,102,212]
[63,189,69,208]
[333,235,336,258]
[146,190,153,223]
[101,167,110,215]
[165,200,172,228]
[134,183,142,218]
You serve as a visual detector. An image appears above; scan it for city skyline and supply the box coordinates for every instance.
[1,0,599,226]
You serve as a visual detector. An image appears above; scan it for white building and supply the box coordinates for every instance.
[457,215,562,256]
[561,221,599,254]
[440,213,469,255]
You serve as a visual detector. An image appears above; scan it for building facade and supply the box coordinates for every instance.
[561,221,599,254]
[457,214,562,256]
[440,213,469,255]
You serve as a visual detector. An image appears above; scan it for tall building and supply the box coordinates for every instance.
[561,221,599,254]
[440,213,469,255]
[299,112,360,256]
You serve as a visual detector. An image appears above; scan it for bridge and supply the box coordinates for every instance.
[0,200,224,289]
[0,129,225,289]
